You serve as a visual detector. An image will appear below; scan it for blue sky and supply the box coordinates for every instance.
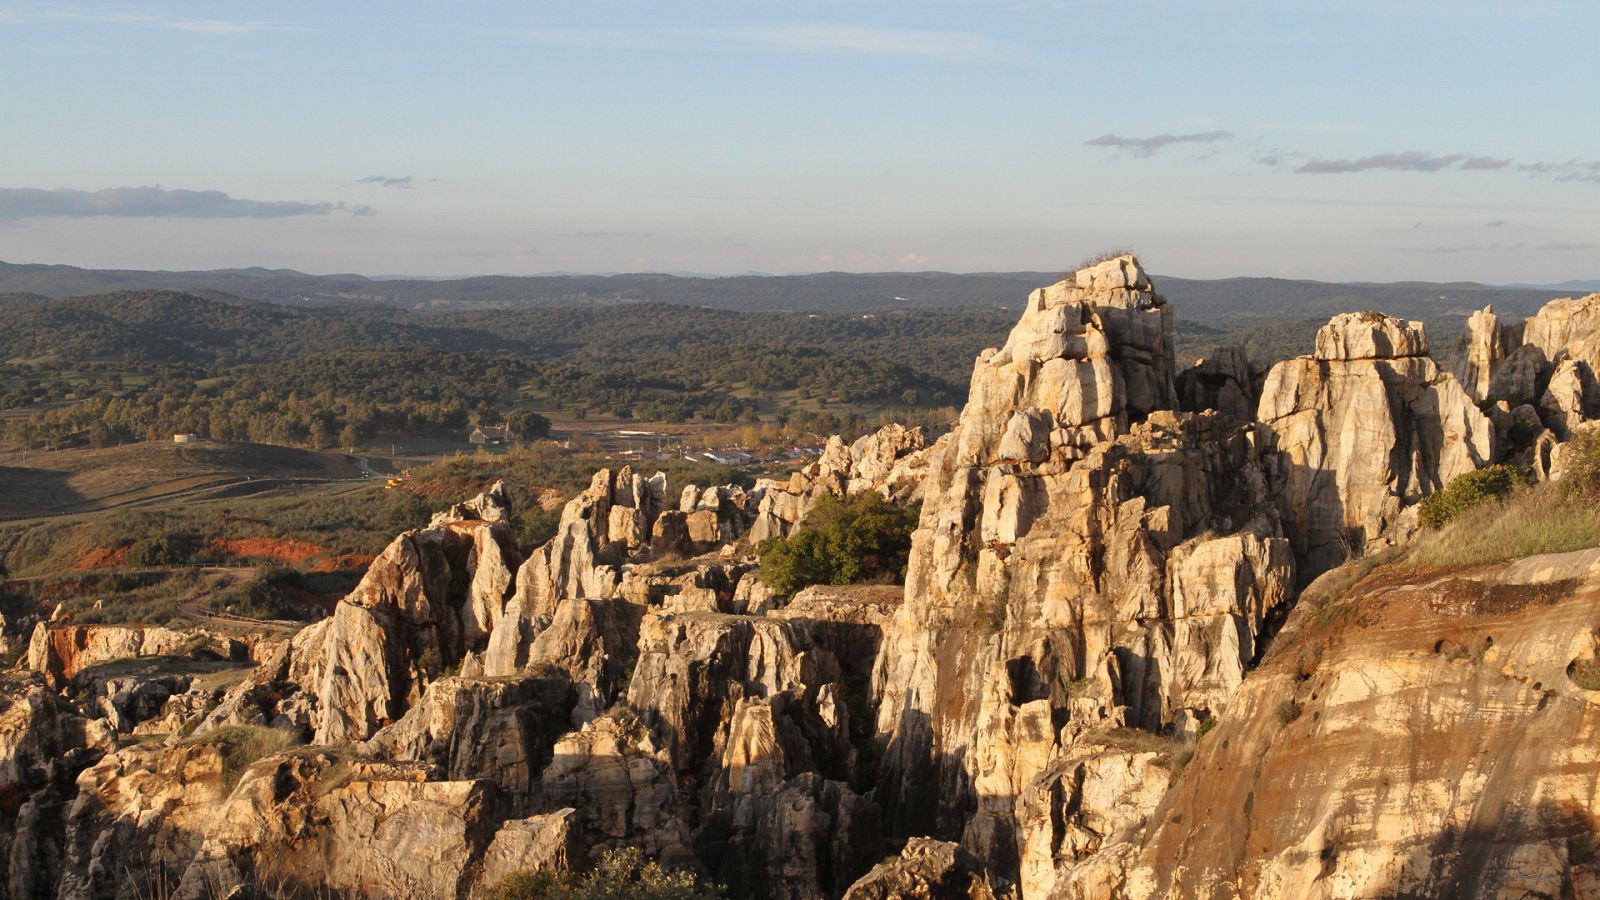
[2,0,1597,282]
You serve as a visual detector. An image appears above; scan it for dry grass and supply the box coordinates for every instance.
[1076,248,1138,270]
[185,724,299,791]
[1409,484,1600,570]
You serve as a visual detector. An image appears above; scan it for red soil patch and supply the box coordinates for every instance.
[74,545,130,571]
[210,537,330,565]
[311,552,374,573]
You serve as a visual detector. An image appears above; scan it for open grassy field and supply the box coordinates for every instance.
[0,439,365,517]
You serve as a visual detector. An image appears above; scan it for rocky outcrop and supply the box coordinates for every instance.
[476,809,584,891]
[697,698,881,898]
[541,713,694,866]
[1067,547,1600,898]
[749,424,932,543]
[55,743,228,900]
[1175,345,1264,421]
[175,753,496,900]
[1448,305,1504,402]
[25,624,216,689]
[1453,294,1600,439]
[1258,312,1493,577]
[13,263,1600,900]
[844,838,993,899]
[1539,358,1600,440]
[361,673,574,804]
[871,257,1294,890]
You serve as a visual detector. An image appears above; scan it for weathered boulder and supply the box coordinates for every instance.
[1539,358,1600,440]
[1257,312,1493,577]
[843,838,993,899]
[1313,311,1429,360]
[55,743,228,900]
[540,714,694,867]
[361,674,574,804]
[429,478,512,527]
[475,809,583,894]
[176,753,496,900]
[1519,292,1600,376]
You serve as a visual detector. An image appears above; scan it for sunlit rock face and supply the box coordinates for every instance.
[870,257,1297,891]
[1257,312,1493,578]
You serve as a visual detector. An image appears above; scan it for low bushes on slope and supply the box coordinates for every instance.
[1418,465,1533,529]
[1411,439,1600,569]
[483,847,720,900]
[756,493,918,595]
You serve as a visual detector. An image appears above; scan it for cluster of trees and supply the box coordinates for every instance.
[756,493,919,594]
[1,289,1013,452]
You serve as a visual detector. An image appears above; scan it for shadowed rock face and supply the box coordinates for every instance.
[10,260,1600,900]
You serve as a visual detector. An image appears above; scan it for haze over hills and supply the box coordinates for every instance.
[0,258,1576,324]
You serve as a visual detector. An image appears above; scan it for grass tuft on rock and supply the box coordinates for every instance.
[185,724,298,792]
[1410,482,1600,570]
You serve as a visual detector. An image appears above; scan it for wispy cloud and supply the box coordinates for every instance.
[0,186,373,220]
[1084,131,1235,158]
[1417,241,1600,253]
[1521,159,1600,184]
[1486,220,1506,227]
[0,4,299,33]
[495,23,1005,62]
[353,175,415,189]
[1296,151,1510,174]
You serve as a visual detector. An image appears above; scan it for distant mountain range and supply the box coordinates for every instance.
[1502,279,1600,293]
[0,259,1582,324]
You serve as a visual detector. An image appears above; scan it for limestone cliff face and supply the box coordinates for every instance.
[1257,313,1494,578]
[1449,294,1600,448]
[749,424,931,543]
[869,258,1295,888]
[1057,548,1600,899]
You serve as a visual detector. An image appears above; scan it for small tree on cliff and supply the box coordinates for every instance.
[756,493,918,595]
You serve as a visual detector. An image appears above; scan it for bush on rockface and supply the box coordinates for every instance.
[1419,465,1534,529]
[482,847,720,900]
[755,493,918,596]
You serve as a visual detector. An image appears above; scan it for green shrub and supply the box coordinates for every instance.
[126,531,201,567]
[756,493,918,595]
[1410,482,1600,569]
[1419,465,1534,529]
[482,847,720,900]
[215,575,296,620]
[1195,716,1217,740]
[1274,700,1302,726]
